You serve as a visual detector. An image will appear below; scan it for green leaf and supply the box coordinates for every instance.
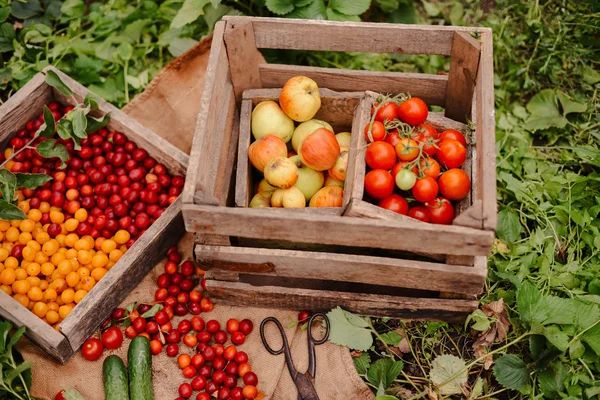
[449,2,464,25]
[5,360,33,385]
[168,37,198,57]
[353,352,371,375]
[10,0,41,19]
[63,387,86,400]
[569,339,585,360]
[556,91,587,116]
[538,361,568,395]
[524,89,566,130]
[124,19,151,43]
[0,200,26,220]
[15,173,52,190]
[465,309,492,331]
[468,377,484,400]
[45,70,73,97]
[543,325,569,352]
[493,355,529,390]
[86,113,110,133]
[375,0,400,13]
[535,347,562,371]
[496,209,521,243]
[582,65,600,85]
[116,42,133,61]
[430,354,468,395]
[326,307,373,351]
[539,297,576,325]
[529,335,546,360]
[0,169,17,202]
[582,321,600,355]
[57,119,73,140]
[287,0,326,19]
[7,326,25,352]
[517,282,547,329]
[60,0,85,18]
[265,0,295,15]
[294,0,313,6]
[375,396,397,400]
[421,0,441,17]
[379,331,402,346]
[326,8,361,21]
[83,93,100,109]
[329,0,370,15]
[0,22,15,53]
[124,302,136,313]
[171,0,211,28]
[72,109,88,138]
[37,105,56,138]
[367,357,404,390]
[0,7,10,22]
[36,139,69,167]
[141,304,163,318]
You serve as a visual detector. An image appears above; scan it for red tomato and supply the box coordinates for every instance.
[419,158,440,179]
[378,194,408,215]
[392,161,418,178]
[397,98,428,125]
[415,124,438,156]
[372,102,398,123]
[412,177,438,203]
[426,197,455,225]
[364,169,394,199]
[436,139,467,168]
[439,129,467,147]
[365,142,396,170]
[384,130,402,148]
[55,390,66,400]
[395,138,419,161]
[364,121,386,143]
[407,206,431,223]
[438,169,471,200]
[101,326,124,350]
[81,338,104,361]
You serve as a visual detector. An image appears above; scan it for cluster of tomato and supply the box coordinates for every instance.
[363,96,471,224]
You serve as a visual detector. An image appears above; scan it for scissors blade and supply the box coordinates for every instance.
[294,372,319,400]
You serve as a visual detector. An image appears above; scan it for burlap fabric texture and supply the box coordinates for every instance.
[16,37,375,400]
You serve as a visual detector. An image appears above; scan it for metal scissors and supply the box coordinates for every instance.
[260,313,330,400]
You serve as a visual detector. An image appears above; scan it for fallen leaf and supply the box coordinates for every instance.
[427,389,439,400]
[472,299,511,370]
[396,387,414,399]
[398,338,410,354]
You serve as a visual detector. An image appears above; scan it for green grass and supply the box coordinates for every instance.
[1,0,599,398]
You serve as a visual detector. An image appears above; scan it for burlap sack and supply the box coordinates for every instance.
[17,37,374,400]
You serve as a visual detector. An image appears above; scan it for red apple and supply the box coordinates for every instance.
[309,186,344,207]
[248,134,287,173]
[328,146,349,182]
[279,76,321,122]
[298,128,340,171]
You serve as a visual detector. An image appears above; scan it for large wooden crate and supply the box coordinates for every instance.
[0,68,188,362]
[182,17,496,322]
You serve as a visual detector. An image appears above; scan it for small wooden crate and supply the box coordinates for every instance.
[182,17,496,321]
[0,68,188,362]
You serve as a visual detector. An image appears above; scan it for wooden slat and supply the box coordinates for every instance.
[206,280,478,322]
[183,21,229,205]
[229,16,489,56]
[235,100,253,208]
[425,112,468,132]
[453,199,484,230]
[182,204,494,256]
[60,198,186,352]
[259,64,448,106]
[0,292,72,363]
[219,99,240,206]
[46,68,189,176]
[444,32,481,122]
[475,31,497,231]
[0,73,52,150]
[223,19,264,102]
[196,245,485,295]
[348,97,371,203]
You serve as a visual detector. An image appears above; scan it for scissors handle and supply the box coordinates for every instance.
[307,313,330,378]
[260,317,298,381]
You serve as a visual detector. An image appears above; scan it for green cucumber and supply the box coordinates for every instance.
[103,355,129,400]
[128,336,154,400]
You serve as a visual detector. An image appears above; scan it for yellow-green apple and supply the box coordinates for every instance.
[289,155,324,201]
[249,191,272,208]
[324,173,345,187]
[256,178,277,193]
[271,189,284,207]
[328,146,349,182]
[291,119,334,153]
[248,134,288,172]
[279,187,306,208]
[279,76,321,122]
[335,132,352,148]
[264,156,298,188]
[309,186,344,207]
[298,128,340,171]
[251,101,295,142]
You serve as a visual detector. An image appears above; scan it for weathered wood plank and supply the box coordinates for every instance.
[445,32,481,122]
[182,204,494,256]
[60,198,186,352]
[347,97,371,203]
[227,16,490,56]
[205,280,478,322]
[259,64,448,106]
[235,100,253,208]
[223,19,264,103]
[475,31,497,231]
[196,245,486,295]
[0,292,72,363]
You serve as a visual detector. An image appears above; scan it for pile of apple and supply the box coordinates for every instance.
[247,76,349,209]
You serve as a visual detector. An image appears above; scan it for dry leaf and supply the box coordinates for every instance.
[398,338,410,354]
[427,389,439,400]
[396,387,415,399]
[388,346,403,357]
[472,299,511,370]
